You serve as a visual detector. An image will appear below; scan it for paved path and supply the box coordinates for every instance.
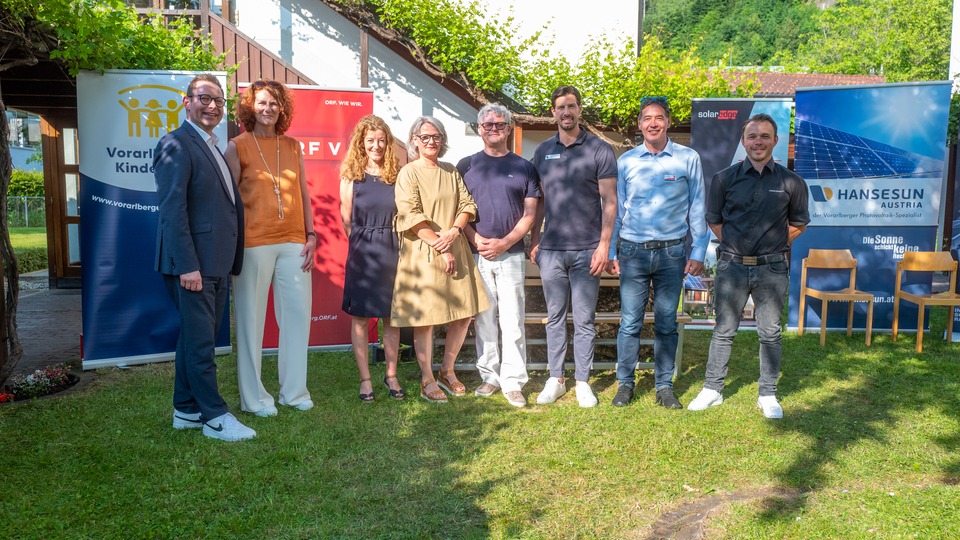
[6,284,82,380]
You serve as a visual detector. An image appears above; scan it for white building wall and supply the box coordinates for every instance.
[236,0,485,163]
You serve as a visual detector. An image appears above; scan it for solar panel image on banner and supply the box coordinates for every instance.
[794,119,943,180]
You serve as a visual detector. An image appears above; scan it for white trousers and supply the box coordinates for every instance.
[473,252,528,392]
[235,242,312,412]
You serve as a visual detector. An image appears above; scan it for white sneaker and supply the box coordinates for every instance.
[688,388,723,411]
[293,399,314,411]
[203,412,257,442]
[575,381,598,408]
[172,409,202,430]
[757,396,783,419]
[254,405,278,418]
[536,377,566,404]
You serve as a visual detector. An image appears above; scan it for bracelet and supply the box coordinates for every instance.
[306,232,317,239]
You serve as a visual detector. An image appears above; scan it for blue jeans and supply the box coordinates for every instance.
[616,240,686,390]
[536,248,600,382]
[704,258,789,396]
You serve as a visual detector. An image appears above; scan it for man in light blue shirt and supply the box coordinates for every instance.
[607,96,708,409]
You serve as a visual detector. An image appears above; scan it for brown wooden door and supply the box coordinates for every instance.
[42,113,81,288]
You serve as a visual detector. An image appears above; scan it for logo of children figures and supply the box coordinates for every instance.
[117,84,186,138]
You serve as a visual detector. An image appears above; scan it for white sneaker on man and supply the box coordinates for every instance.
[688,388,724,411]
[575,381,598,408]
[757,396,783,419]
[254,405,278,418]
[172,409,202,430]
[203,412,256,442]
[536,377,566,404]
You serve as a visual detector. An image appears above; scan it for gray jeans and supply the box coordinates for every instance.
[704,258,789,396]
[536,249,601,382]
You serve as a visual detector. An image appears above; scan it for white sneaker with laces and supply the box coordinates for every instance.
[575,381,598,408]
[203,412,257,442]
[172,409,202,430]
[536,377,566,404]
[688,388,723,411]
[757,396,783,419]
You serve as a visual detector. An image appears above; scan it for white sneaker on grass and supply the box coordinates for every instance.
[254,405,278,418]
[536,377,566,404]
[172,409,202,430]
[203,412,256,442]
[575,381,598,408]
[757,396,783,419]
[293,400,314,411]
[688,388,723,411]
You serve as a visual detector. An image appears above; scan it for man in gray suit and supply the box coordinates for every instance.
[154,73,254,441]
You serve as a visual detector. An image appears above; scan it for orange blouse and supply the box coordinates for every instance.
[232,132,307,247]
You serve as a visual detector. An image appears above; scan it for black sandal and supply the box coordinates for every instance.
[359,378,375,403]
[383,376,406,400]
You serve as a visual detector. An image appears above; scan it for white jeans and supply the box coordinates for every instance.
[473,252,528,392]
[235,242,312,412]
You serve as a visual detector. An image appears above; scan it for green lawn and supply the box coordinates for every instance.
[9,227,46,249]
[2,314,959,539]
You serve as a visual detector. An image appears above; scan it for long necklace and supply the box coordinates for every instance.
[252,133,284,220]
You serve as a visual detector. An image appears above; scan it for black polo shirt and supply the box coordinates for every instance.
[705,159,809,257]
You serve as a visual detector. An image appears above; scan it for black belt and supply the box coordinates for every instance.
[630,237,684,250]
[717,251,786,266]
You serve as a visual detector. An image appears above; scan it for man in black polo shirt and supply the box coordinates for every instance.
[688,113,809,419]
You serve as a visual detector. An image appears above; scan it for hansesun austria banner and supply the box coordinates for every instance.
[690,98,793,268]
[243,85,375,349]
[789,82,953,332]
[78,70,231,368]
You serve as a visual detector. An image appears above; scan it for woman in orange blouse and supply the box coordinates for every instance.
[224,80,316,417]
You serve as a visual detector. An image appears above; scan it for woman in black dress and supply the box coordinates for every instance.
[340,115,405,401]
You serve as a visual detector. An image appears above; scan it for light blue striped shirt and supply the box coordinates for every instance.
[610,139,708,262]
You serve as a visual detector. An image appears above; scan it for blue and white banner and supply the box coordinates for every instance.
[78,70,230,368]
[790,82,953,332]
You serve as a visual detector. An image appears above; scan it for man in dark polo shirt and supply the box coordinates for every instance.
[688,113,809,419]
[458,103,542,408]
[531,85,618,408]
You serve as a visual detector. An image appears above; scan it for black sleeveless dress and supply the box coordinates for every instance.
[342,174,399,318]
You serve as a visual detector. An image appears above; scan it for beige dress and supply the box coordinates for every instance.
[391,160,489,326]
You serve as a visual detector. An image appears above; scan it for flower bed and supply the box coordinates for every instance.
[2,364,79,402]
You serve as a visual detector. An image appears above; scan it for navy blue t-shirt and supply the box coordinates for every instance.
[456,151,542,254]
[532,128,617,251]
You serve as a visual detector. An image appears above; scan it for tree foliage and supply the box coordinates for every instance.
[0,0,224,76]
[331,0,756,139]
[643,0,819,66]
[794,0,951,82]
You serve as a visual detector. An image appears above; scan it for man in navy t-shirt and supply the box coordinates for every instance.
[458,103,542,408]
[530,85,618,408]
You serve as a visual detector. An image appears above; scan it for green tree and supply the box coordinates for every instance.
[795,0,951,81]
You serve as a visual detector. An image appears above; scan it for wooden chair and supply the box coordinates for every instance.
[892,251,960,353]
[798,249,874,346]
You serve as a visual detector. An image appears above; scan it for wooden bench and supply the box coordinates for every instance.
[438,260,694,379]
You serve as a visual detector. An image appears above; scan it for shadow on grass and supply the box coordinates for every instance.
[735,308,960,524]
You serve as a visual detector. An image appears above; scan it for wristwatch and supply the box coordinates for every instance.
[453,226,462,235]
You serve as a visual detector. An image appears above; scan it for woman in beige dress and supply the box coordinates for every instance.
[392,116,489,402]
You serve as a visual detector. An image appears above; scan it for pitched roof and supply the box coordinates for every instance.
[733,72,886,97]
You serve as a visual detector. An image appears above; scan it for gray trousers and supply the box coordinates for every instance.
[536,249,601,382]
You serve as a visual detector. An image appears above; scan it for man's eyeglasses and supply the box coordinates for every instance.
[189,94,226,107]
[416,134,443,143]
[480,122,508,132]
[641,96,669,108]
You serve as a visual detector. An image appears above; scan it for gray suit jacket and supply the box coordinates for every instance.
[154,121,244,277]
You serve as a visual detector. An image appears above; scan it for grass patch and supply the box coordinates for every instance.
[2,313,960,538]
[10,227,47,273]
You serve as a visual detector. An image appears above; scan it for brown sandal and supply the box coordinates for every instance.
[436,370,466,397]
[420,379,448,403]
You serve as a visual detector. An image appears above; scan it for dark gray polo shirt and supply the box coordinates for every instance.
[532,127,617,251]
[706,159,810,257]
